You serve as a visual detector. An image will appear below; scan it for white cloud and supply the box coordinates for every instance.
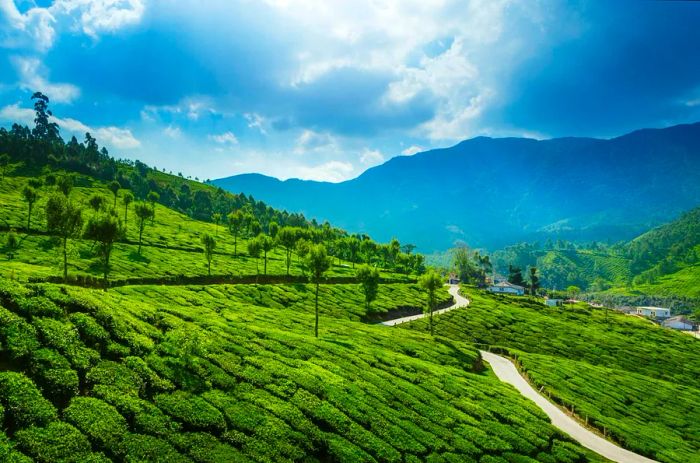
[0,103,140,149]
[359,148,383,166]
[297,160,354,182]
[401,145,424,156]
[0,0,56,51]
[52,0,145,39]
[244,112,268,135]
[295,129,335,153]
[163,125,182,138]
[142,96,218,122]
[208,131,239,145]
[11,56,80,103]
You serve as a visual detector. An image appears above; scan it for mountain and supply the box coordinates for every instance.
[214,122,700,252]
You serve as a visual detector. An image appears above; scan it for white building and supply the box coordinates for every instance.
[544,298,563,307]
[488,281,525,296]
[635,306,671,319]
[662,316,698,331]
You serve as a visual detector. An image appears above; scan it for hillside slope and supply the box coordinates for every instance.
[215,123,700,251]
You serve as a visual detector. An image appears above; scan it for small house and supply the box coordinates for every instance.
[448,273,460,285]
[662,316,698,331]
[635,306,671,320]
[488,281,525,296]
[544,298,563,307]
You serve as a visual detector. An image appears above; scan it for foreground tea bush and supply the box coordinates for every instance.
[402,289,700,463]
[0,279,605,462]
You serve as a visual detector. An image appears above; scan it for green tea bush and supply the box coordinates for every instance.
[0,307,40,360]
[155,391,227,434]
[14,422,93,462]
[0,372,57,429]
[63,397,129,455]
[29,348,79,402]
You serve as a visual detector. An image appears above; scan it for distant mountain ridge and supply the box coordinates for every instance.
[214,122,700,251]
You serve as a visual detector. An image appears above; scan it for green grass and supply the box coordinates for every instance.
[401,289,700,463]
[0,279,606,463]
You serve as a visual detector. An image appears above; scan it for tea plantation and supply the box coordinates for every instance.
[401,290,700,463]
[0,279,608,463]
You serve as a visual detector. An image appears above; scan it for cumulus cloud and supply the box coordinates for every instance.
[401,145,424,156]
[0,103,140,149]
[359,148,383,166]
[54,0,145,39]
[295,129,335,154]
[297,160,354,182]
[163,125,182,138]
[208,131,239,145]
[0,0,56,51]
[11,56,81,103]
[244,113,268,135]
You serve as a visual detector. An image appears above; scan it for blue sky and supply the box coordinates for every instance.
[1,0,700,182]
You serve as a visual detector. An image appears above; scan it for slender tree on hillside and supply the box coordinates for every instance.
[508,265,525,286]
[45,194,83,282]
[357,265,380,313]
[5,232,19,259]
[249,219,262,238]
[346,236,360,268]
[528,267,540,295]
[259,235,274,275]
[83,212,123,289]
[88,194,106,213]
[0,153,9,180]
[227,210,244,257]
[276,226,298,275]
[108,180,120,208]
[307,244,332,338]
[211,213,222,237]
[388,238,401,268]
[201,233,216,276]
[22,186,38,231]
[56,175,73,197]
[268,221,279,239]
[360,239,377,264]
[419,270,444,336]
[147,191,159,223]
[134,202,154,255]
[122,192,134,231]
[248,237,262,276]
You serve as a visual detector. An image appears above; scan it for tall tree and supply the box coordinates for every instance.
[0,153,9,180]
[248,237,262,276]
[134,202,154,255]
[360,239,377,264]
[56,175,73,197]
[201,233,216,276]
[419,270,444,336]
[122,192,134,231]
[31,92,60,142]
[356,265,380,313]
[88,194,106,213]
[388,238,401,268]
[147,191,159,223]
[108,181,120,208]
[83,213,123,288]
[268,221,279,239]
[307,244,332,338]
[259,235,274,275]
[227,210,244,257]
[528,267,540,295]
[276,227,298,275]
[5,232,19,260]
[211,213,222,236]
[45,194,83,282]
[508,265,525,286]
[346,236,360,268]
[22,186,38,231]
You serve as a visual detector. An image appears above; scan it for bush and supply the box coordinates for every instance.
[86,360,144,396]
[14,422,92,462]
[63,397,128,455]
[29,348,79,402]
[121,433,190,463]
[155,391,227,434]
[0,308,40,360]
[0,372,57,429]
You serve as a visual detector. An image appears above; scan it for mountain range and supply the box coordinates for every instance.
[214,122,700,252]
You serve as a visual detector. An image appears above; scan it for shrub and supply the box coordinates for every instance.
[69,312,110,346]
[154,391,227,434]
[121,433,190,463]
[29,348,79,402]
[86,360,144,396]
[63,397,128,455]
[14,422,92,462]
[0,308,40,360]
[0,372,57,429]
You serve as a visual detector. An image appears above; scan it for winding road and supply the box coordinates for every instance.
[381,284,658,463]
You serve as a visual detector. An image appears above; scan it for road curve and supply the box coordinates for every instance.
[380,284,468,326]
[479,350,658,463]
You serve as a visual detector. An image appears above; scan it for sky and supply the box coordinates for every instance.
[1,0,700,182]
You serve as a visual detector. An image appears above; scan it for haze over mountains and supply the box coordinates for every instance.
[215,122,700,252]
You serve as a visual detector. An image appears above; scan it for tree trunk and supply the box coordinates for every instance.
[103,248,110,290]
[315,282,319,338]
[264,250,268,275]
[63,236,68,282]
[208,258,211,276]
